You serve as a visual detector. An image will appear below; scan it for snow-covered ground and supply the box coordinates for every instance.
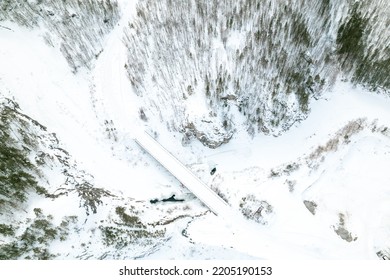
[1,1,390,260]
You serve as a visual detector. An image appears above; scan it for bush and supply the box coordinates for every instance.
[0,224,15,236]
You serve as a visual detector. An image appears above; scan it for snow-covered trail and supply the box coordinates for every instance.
[92,0,140,136]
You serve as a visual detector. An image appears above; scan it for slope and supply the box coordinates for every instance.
[1,1,390,260]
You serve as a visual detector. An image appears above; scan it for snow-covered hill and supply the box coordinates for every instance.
[123,0,390,145]
[0,0,389,260]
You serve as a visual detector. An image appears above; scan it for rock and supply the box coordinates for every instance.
[183,121,233,149]
[303,200,317,215]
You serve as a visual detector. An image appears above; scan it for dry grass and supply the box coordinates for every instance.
[309,118,366,160]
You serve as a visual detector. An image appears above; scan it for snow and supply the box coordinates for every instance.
[135,130,232,216]
[1,2,390,260]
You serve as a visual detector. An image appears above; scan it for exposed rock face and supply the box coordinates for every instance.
[303,200,318,215]
[333,213,357,242]
[182,122,233,149]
